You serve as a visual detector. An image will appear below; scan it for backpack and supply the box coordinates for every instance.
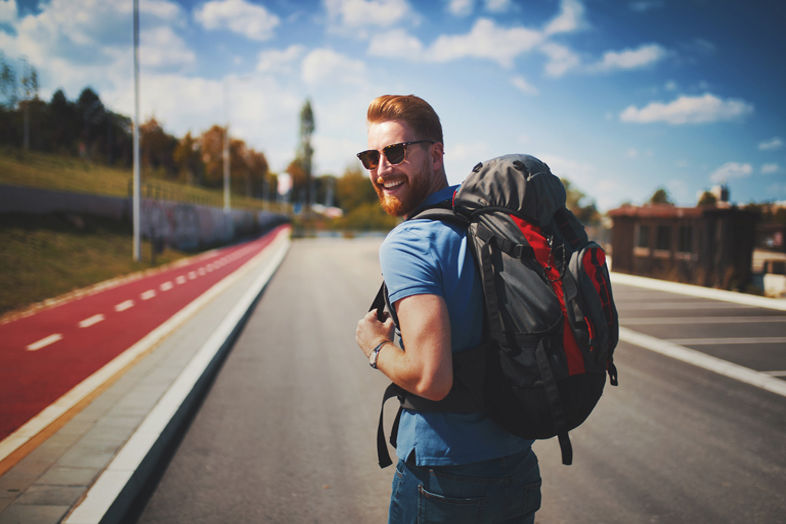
[370,154,619,467]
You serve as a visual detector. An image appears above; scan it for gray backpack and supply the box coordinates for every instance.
[372,154,619,467]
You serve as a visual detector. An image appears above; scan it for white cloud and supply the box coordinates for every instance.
[540,41,580,77]
[447,0,473,17]
[758,136,783,151]
[368,29,424,57]
[709,162,753,183]
[629,1,663,12]
[762,163,780,174]
[620,93,754,125]
[301,48,366,86]
[141,0,183,21]
[511,75,538,95]
[0,0,17,24]
[256,45,305,73]
[324,0,412,29]
[484,0,512,12]
[430,18,542,68]
[140,26,195,68]
[590,43,666,72]
[543,0,586,36]
[194,0,279,41]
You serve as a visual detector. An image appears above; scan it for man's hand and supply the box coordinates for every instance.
[356,309,395,358]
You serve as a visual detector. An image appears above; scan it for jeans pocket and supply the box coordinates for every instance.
[499,479,542,523]
[417,484,486,524]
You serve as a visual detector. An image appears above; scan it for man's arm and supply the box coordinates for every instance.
[356,293,453,401]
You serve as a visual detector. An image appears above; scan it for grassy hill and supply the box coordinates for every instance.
[0,148,281,318]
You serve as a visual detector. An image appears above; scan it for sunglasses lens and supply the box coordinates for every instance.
[384,143,406,164]
[357,150,379,169]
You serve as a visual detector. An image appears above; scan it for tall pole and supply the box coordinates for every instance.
[223,81,230,213]
[132,0,141,261]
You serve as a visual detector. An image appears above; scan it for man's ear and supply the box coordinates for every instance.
[430,142,444,172]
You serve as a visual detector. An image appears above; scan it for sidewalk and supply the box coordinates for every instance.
[0,227,291,524]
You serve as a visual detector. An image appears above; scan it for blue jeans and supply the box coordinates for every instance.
[388,449,541,524]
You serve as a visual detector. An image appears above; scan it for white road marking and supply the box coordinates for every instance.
[175,276,186,285]
[667,337,786,346]
[187,271,196,280]
[197,268,206,276]
[160,281,174,291]
[763,370,786,377]
[114,300,134,312]
[78,314,105,328]
[63,227,292,524]
[623,316,786,325]
[620,327,786,398]
[140,290,156,300]
[26,334,63,351]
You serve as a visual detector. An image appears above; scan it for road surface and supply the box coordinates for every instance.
[134,237,786,523]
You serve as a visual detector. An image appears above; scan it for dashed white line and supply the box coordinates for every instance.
[176,276,186,285]
[667,337,786,346]
[79,314,105,328]
[140,290,156,301]
[26,334,63,351]
[187,271,196,280]
[160,281,174,291]
[115,300,135,312]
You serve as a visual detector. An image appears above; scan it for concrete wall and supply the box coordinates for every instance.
[0,184,288,251]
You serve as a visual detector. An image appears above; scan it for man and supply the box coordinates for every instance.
[355,94,541,523]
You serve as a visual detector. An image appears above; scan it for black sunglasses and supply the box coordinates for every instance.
[356,140,434,170]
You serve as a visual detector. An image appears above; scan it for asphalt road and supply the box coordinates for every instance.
[133,237,786,524]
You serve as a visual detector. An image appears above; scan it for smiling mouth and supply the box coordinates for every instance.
[377,177,405,190]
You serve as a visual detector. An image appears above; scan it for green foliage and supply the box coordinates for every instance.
[649,187,673,205]
[561,177,601,226]
[0,212,189,316]
[697,191,717,206]
[333,201,399,231]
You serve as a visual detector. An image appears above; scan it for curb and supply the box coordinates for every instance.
[61,230,290,523]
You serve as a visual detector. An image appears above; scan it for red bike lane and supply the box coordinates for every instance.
[0,225,288,442]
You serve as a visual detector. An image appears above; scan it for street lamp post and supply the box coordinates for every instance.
[132,0,141,261]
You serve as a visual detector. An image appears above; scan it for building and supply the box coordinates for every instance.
[608,203,757,290]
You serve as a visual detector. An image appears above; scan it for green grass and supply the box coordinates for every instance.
[0,212,191,317]
[0,148,288,213]
[0,148,291,316]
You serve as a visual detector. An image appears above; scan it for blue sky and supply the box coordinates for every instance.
[1,0,784,210]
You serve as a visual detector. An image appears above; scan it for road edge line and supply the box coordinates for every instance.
[62,229,290,524]
[610,272,786,311]
[619,326,786,398]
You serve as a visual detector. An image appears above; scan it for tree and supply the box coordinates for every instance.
[649,187,673,205]
[139,117,178,177]
[0,53,16,109]
[336,166,377,211]
[198,125,226,188]
[174,132,204,185]
[296,99,315,208]
[561,178,601,226]
[697,191,717,207]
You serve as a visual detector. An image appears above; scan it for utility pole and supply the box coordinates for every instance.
[223,81,230,213]
[132,0,141,261]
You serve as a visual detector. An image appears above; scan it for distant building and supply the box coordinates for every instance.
[608,203,757,290]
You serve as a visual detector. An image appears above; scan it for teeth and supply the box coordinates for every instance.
[380,178,404,189]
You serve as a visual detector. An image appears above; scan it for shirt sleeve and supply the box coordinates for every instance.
[380,221,444,305]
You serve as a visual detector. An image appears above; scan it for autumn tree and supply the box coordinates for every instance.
[140,117,178,177]
[561,178,601,226]
[174,132,203,185]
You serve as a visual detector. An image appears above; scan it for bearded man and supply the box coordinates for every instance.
[355,94,541,523]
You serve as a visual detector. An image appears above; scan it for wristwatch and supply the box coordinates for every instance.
[368,340,387,369]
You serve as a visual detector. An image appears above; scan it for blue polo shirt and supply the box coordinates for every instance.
[380,186,532,466]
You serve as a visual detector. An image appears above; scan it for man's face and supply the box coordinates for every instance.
[366,120,437,218]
